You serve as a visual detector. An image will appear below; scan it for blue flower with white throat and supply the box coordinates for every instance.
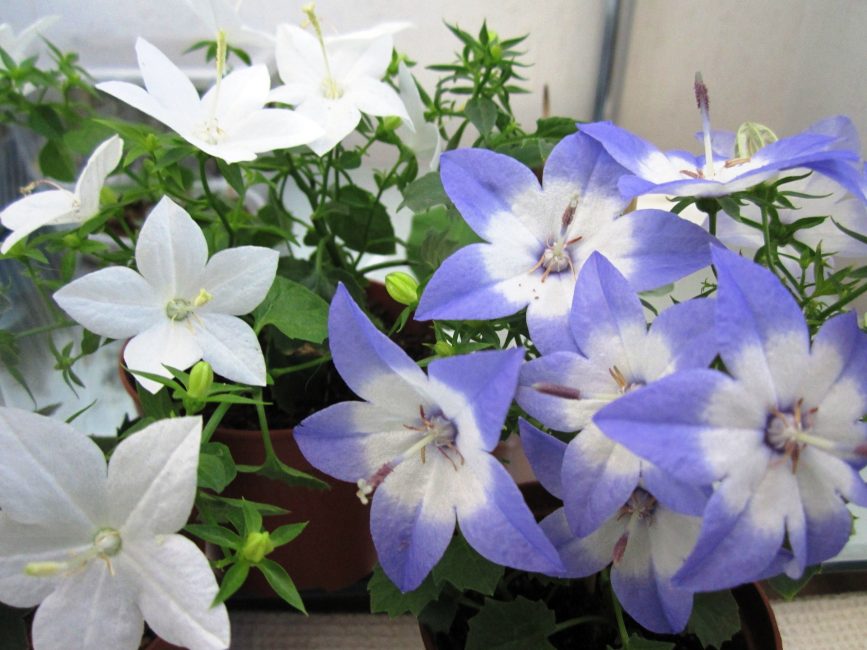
[294,284,563,592]
[594,247,867,591]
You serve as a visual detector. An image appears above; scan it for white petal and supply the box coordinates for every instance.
[0,515,89,607]
[204,64,269,125]
[135,197,208,299]
[0,407,106,531]
[53,267,163,339]
[96,80,186,133]
[0,190,76,253]
[296,95,361,156]
[109,417,202,537]
[200,246,278,314]
[336,33,393,83]
[123,536,230,650]
[226,108,324,155]
[195,313,266,385]
[135,37,201,113]
[345,77,410,121]
[32,561,143,650]
[74,134,123,217]
[275,23,325,86]
[124,321,204,393]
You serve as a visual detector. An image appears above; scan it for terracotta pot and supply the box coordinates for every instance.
[212,426,377,594]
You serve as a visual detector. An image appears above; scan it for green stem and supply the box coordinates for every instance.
[356,259,413,275]
[14,320,75,339]
[553,615,610,633]
[606,569,630,649]
[202,401,232,444]
[817,281,867,320]
[270,353,333,378]
[254,389,276,458]
[199,155,235,246]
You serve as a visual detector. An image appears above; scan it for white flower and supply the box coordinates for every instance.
[54,196,278,393]
[270,13,411,156]
[0,16,58,68]
[1,135,122,254]
[396,62,441,171]
[96,38,323,164]
[183,0,275,52]
[0,409,229,650]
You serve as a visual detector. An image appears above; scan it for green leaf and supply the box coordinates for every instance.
[239,450,328,490]
[241,499,263,534]
[465,97,498,136]
[0,603,28,650]
[494,137,555,170]
[418,596,460,634]
[399,172,449,212]
[27,105,65,140]
[324,186,396,255]
[537,116,578,139]
[269,522,307,547]
[465,596,556,650]
[216,158,246,196]
[407,205,481,276]
[767,564,821,600]
[832,217,867,246]
[39,139,75,181]
[621,636,676,650]
[197,442,237,493]
[432,534,504,596]
[213,561,250,605]
[368,564,442,617]
[258,558,306,613]
[253,276,329,343]
[185,523,242,549]
[687,590,741,649]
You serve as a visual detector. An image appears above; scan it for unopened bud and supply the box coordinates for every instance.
[735,122,778,159]
[380,116,404,132]
[385,272,419,306]
[490,43,502,61]
[433,341,455,357]
[188,361,214,399]
[240,531,275,564]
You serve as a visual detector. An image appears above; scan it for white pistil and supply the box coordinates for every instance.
[25,528,122,578]
[199,30,229,145]
[528,194,583,282]
[303,3,343,100]
[694,72,715,179]
[165,288,213,321]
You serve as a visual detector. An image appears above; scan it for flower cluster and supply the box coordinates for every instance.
[1,5,866,650]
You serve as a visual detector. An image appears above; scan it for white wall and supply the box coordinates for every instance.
[613,0,867,154]
[6,0,608,132]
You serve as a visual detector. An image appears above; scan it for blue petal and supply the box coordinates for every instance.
[640,464,709,517]
[712,247,810,405]
[517,352,603,432]
[518,419,566,499]
[294,401,412,482]
[525,272,580,356]
[414,242,532,321]
[543,131,629,217]
[439,148,542,243]
[591,210,714,291]
[804,159,867,202]
[569,252,646,362]
[329,284,428,409]
[562,425,640,536]
[371,460,456,592]
[806,115,860,151]
[457,453,564,574]
[427,348,524,451]
[593,369,761,485]
[579,121,684,179]
[645,298,717,374]
[541,507,623,578]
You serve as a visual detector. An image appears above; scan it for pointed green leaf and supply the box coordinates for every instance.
[687,590,741,649]
[197,442,237,493]
[399,172,449,212]
[253,276,329,343]
[767,564,821,601]
[466,596,556,650]
[269,522,308,547]
[258,558,306,613]
[431,534,504,596]
[185,523,242,549]
[213,561,250,605]
[368,564,442,617]
[466,97,498,136]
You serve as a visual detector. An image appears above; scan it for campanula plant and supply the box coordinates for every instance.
[0,4,866,650]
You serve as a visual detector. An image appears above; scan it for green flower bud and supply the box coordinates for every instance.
[734,122,778,159]
[240,531,275,564]
[62,233,81,248]
[385,272,419,306]
[380,115,404,132]
[490,43,503,61]
[434,341,455,357]
[188,361,214,399]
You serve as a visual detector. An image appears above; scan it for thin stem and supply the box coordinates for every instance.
[14,320,75,339]
[202,401,231,444]
[199,155,235,246]
[553,615,610,633]
[356,259,412,274]
[254,388,276,458]
[817,281,867,320]
[606,568,630,649]
[270,353,332,378]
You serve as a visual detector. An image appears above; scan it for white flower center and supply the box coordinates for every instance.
[764,398,820,473]
[355,406,462,504]
[528,194,583,282]
[612,488,658,564]
[166,289,213,321]
[321,75,344,100]
[24,527,123,578]
[196,117,225,145]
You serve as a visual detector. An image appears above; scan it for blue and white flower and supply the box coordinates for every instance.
[594,247,867,591]
[294,284,563,592]
[415,132,714,353]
